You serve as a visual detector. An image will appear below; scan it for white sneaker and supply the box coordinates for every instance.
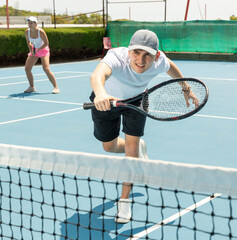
[114,199,131,223]
[139,139,148,160]
[24,86,36,93]
[52,88,60,94]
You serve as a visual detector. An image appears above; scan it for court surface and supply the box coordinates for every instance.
[0,59,237,239]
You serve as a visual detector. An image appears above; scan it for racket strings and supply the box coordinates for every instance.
[142,95,149,112]
[146,81,207,119]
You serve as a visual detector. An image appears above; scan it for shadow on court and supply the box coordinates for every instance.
[60,193,152,240]
[8,92,52,98]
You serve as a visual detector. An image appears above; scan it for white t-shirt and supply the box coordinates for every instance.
[101,47,170,99]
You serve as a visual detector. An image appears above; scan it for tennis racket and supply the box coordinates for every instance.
[83,78,209,121]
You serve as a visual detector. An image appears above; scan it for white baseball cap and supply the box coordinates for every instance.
[26,16,38,23]
[128,29,159,55]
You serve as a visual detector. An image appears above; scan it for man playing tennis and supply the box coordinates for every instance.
[89,29,191,223]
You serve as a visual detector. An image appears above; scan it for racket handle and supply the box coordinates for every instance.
[33,40,35,54]
[83,102,95,110]
[83,101,117,110]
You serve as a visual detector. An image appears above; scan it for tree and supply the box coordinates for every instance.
[0,6,109,24]
[90,13,103,24]
[0,5,48,16]
[230,15,237,20]
[73,14,105,24]
[73,15,90,24]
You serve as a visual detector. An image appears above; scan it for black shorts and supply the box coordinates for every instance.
[90,92,147,142]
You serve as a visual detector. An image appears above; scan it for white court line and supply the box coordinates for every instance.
[127,193,221,240]
[200,77,237,82]
[0,96,82,106]
[0,107,83,125]
[0,71,92,80]
[0,73,90,87]
[195,114,237,121]
[0,59,98,70]
[150,109,237,121]
[157,75,237,81]
[1,95,236,120]
[0,73,45,80]
[0,71,236,82]
[61,70,92,74]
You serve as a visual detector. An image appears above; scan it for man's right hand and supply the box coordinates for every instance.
[94,94,119,111]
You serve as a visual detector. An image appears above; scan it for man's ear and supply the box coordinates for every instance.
[155,51,160,61]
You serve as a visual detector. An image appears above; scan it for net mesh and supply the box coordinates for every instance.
[0,144,237,239]
[106,20,237,54]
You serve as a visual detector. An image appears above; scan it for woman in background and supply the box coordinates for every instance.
[24,16,60,94]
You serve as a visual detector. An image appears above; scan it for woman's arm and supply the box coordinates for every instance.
[37,29,49,51]
[25,29,33,53]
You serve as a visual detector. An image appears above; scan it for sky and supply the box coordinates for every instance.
[1,0,237,22]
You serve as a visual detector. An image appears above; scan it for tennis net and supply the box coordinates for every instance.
[0,143,237,239]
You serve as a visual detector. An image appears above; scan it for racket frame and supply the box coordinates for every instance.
[84,78,209,121]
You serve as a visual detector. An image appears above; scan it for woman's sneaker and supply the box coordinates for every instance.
[24,86,36,93]
[52,88,60,94]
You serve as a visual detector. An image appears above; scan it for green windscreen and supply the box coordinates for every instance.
[106,20,237,54]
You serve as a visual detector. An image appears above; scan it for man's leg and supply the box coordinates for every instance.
[122,134,140,198]
[102,137,125,154]
[102,134,141,199]
[107,134,140,223]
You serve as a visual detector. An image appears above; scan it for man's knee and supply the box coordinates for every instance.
[102,143,114,152]
[102,137,125,153]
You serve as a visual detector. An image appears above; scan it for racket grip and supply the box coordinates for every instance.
[83,101,117,110]
[83,102,95,110]
[33,40,36,54]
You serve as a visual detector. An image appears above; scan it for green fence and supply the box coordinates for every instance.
[106,20,237,54]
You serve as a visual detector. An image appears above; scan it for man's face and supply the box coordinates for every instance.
[128,49,156,74]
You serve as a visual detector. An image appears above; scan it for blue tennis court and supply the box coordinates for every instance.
[0,59,237,239]
[0,60,236,167]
